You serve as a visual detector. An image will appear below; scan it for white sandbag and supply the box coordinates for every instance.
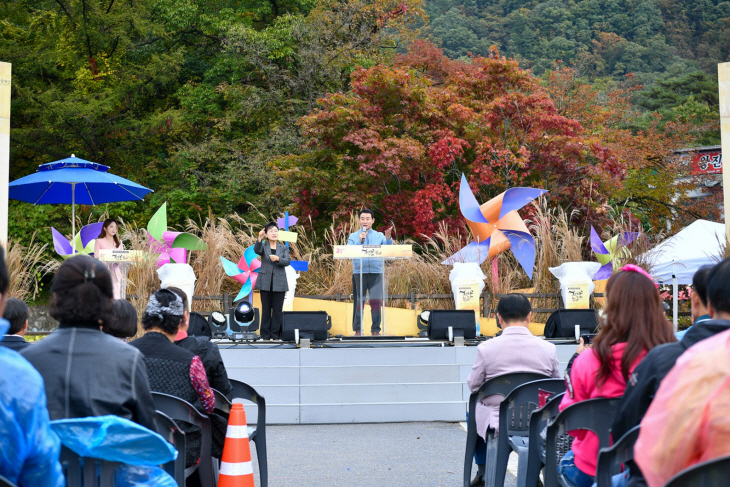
[157,264,197,311]
[283,266,299,312]
[549,262,602,309]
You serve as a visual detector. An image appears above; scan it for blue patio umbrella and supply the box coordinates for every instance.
[9,154,153,248]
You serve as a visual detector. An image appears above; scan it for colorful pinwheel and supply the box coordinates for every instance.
[220,245,261,302]
[52,222,104,259]
[590,226,638,280]
[442,174,547,279]
[276,213,309,271]
[147,202,206,267]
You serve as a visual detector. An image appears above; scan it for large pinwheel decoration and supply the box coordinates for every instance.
[590,226,638,280]
[147,203,206,267]
[51,222,104,259]
[220,246,261,302]
[442,174,547,279]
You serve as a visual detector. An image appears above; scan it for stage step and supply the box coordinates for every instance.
[219,342,576,424]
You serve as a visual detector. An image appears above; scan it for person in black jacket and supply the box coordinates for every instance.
[167,286,233,399]
[22,255,156,431]
[1,298,30,351]
[611,262,730,487]
[254,221,291,340]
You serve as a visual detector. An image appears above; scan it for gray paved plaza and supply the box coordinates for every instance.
[249,422,517,486]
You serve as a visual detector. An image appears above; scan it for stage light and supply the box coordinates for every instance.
[227,301,260,341]
[234,301,255,324]
[209,311,228,339]
[416,310,430,337]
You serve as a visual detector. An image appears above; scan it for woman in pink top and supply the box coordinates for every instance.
[558,265,675,487]
[94,218,124,299]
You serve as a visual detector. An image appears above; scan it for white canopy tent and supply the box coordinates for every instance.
[644,219,725,329]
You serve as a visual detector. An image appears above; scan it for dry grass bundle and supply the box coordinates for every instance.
[120,223,161,335]
[529,202,584,294]
[187,212,256,311]
[5,234,50,302]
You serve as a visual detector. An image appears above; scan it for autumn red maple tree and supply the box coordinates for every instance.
[278,41,629,238]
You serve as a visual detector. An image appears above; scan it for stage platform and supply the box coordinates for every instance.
[217,338,577,425]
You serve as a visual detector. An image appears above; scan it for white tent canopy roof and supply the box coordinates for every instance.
[646,219,725,284]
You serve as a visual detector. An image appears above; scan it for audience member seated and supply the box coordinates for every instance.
[675,265,713,340]
[0,247,64,487]
[466,294,561,486]
[1,297,30,351]
[131,289,215,467]
[612,264,722,487]
[102,298,139,340]
[557,265,675,487]
[22,255,157,430]
[167,287,233,399]
[635,258,730,487]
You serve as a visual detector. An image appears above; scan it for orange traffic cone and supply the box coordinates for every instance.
[218,403,255,487]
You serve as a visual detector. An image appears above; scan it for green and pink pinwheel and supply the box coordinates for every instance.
[147,203,207,267]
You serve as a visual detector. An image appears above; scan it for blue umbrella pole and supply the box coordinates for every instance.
[71,183,75,254]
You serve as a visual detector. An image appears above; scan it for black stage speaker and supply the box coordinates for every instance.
[189,312,212,338]
[281,311,332,341]
[543,309,599,339]
[427,310,477,340]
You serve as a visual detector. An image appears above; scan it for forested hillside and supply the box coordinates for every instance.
[424,0,729,77]
[424,0,725,142]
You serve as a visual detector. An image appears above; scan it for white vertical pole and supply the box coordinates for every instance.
[672,275,679,332]
[719,63,730,241]
[0,62,11,248]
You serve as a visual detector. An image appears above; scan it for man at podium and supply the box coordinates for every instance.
[347,209,393,336]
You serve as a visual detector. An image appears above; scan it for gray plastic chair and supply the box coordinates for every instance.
[524,392,566,487]
[595,425,640,487]
[59,445,121,487]
[494,378,566,487]
[214,379,268,487]
[154,410,187,487]
[544,397,621,487]
[664,454,730,487]
[464,372,551,487]
[0,475,18,487]
[151,391,216,487]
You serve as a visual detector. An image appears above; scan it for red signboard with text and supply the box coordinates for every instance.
[691,151,722,175]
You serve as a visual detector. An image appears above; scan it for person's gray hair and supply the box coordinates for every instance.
[144,289,183,321]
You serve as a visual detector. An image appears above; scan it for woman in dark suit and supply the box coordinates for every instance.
[254,221,291,340]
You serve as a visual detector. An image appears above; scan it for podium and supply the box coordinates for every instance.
[333,244,413,335]
[97,249,146,299]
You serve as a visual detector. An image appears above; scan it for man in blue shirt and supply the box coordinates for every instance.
[0,247,64,487]
[347,209,393,336]
[676,265,712,340]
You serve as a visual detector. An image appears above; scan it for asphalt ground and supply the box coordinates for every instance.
[248,422,518,487]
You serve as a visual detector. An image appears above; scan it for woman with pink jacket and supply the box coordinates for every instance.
[558,265,675,487]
